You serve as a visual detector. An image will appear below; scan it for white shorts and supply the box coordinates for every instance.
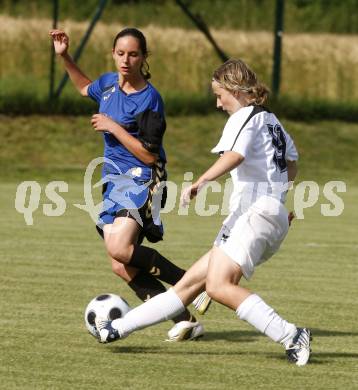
[214,195,289,280]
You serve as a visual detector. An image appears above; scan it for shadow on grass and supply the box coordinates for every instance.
[309,352,358,365]
[309,328,358,337]
[264,351,358,366]
[111,345,261,356]
[108,330,261,356]
[202,327,358,341]
[110,345,358,366]
[199,329,259,343]
[108,327,358,364]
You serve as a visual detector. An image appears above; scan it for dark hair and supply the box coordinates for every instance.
[113,27,151,80]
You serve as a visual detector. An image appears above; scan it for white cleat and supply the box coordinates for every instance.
[286,328,312,366]
[166,321,204,342]
[192,291,212,315]
[95,316,122,343]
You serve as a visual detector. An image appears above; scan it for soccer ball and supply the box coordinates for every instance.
[84,293,131,338]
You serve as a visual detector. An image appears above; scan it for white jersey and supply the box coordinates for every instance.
[211,105,298,213]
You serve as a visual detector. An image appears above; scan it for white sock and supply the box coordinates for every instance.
[237,294,296,346]
[112,288,185,337]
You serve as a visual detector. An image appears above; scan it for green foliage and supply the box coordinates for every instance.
[1,0,358,33]
[268,96,358,123]
[286,0,358,34]
[2,91,358,123]
[2,16,357,106]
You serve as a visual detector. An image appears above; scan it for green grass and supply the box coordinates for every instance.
[1,113,358,389]
[1,114,358,184]
[1,181,357,389]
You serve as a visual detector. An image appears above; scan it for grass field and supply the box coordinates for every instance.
[1,113,357,389]
[1,180,357,389]
[1,114,358,184]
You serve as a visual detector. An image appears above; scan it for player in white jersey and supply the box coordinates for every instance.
[96,59,312,366]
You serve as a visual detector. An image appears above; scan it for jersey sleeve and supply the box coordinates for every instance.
[87,78,103,103]
[87,73,115,103]
[284,131,299,161]
[135,89,166,154]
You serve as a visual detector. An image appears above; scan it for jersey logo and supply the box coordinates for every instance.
[221,233,230,243]
[149,266,161,276]
[130,167,143,177]
[267,124,287,173]
[103,86,116,101]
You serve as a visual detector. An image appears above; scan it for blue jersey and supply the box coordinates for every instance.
[88,72,166,181]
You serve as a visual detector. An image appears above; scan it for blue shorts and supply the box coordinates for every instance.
[96,161,167,244]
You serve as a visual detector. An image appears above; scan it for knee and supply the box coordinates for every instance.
[205,278,224,303]
[106,243,132,264]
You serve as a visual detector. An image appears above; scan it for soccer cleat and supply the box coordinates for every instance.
[92,326,99,339]
[192,291,212,315]
[166,321,204,342]
[285,328,312,366]
[95,317,122,343]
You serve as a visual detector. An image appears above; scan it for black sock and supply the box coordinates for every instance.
[129,245,186,285]
[127,271,196,324]
[128,270,166,301]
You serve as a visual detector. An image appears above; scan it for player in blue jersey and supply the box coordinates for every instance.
[49,27,205,340]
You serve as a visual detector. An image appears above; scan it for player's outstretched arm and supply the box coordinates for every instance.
[49,29,91,96]
[181,151,244,206]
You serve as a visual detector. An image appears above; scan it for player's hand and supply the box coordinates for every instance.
[288,211,295,226]
[180,184,197,207]
[49,29,69,56]
[180,181,206,207]
[91,114,115,133]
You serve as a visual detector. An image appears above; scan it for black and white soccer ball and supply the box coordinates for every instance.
[84,293,131,338]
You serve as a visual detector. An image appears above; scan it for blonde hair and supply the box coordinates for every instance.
[212,59,269,105]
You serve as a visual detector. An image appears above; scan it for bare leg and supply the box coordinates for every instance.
[205,246,298,348]
[173,250,212,305]
[105,217,187,286]
[206,245,251,310]
[103,217,140,264]
[111,258,139,282]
